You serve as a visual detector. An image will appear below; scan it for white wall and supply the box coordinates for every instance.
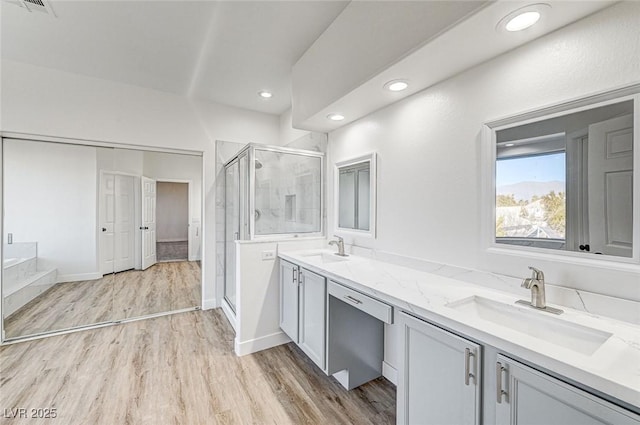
[3,139,98,281]
[279,108,310,146]
[235,238,326,356]
[193,101,279,307]
[328,2,640,301]
[156,182,189,243]
[1,60,281,311]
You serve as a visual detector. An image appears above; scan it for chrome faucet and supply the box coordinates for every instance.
[328,235,348,257]
[521,266,546,309]
[517,267,563,314]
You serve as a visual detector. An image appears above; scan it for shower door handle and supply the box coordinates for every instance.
[234,232,240,241]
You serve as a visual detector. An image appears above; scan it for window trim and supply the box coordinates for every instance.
[481,86,640,270]
[334,153,377,238]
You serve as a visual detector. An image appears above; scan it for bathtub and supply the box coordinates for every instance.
[4,256,38,296]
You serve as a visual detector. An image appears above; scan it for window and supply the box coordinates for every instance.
[335,153,376,236]
[496,151,566,245]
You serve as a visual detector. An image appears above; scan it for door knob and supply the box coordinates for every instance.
[102,228,107,232]
[579,244,590,252]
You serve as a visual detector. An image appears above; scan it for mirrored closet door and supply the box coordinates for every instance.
[2,138,202,341]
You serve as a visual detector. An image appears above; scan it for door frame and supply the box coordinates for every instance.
[154,179,193,261]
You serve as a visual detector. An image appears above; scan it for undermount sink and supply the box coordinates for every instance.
[301,252,350,264]
[446,295,612,356]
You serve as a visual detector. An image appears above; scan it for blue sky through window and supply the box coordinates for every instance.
[496,153,566,187]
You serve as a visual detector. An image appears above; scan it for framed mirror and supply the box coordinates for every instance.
[485,88,638,263]
[1,137,203,341]
[335,153,376,237]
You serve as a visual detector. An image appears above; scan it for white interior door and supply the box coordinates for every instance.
[588,114,634,257]
[114,175,135,272]
[141,176,157,270]
[99,173,115,275]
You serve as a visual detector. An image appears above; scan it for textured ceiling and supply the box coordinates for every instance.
[1,0,348,115]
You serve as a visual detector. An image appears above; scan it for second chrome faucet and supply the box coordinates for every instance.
[329,235,348,257]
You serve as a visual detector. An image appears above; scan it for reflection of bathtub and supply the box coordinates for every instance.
[4,258,27,268]
[3,242,57,317]
[4,256,38,296]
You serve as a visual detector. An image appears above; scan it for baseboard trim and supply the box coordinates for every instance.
[57,272,102,283]
[234,331,291,357]
[220,300,236,332]
[202,297,217,310]
[382,361,398,385]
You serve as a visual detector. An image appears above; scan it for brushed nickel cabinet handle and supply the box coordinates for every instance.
[464,348,475,386]
[496,362,508,403]
[343,295,363,305]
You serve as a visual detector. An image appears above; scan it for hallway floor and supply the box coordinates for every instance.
[0,309,396,424]
[157,241,188,262]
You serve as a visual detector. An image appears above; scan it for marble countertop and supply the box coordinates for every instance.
[279,249,640,410]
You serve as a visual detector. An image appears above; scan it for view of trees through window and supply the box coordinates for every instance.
[495,153,566,240]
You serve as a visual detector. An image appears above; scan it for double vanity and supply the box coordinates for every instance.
[278,248,640,424]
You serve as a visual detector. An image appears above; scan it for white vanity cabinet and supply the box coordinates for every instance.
[298,268,327,370]
[279,259,300,343]
[495,355,640,425]
[397,312,482,425]
[278,259,327,370]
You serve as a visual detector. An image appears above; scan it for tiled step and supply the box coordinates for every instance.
[4,269,57,318]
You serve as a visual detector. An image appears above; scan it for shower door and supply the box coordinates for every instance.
[224,153,248,312]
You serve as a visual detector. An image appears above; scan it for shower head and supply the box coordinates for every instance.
[254,159,263,170]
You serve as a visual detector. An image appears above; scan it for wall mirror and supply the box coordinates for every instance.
[335,153,376,237]
[2,137,203,341]
[487,90,638,261]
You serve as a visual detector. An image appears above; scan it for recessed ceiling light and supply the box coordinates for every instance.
[258,90,273,99]
[327,113,345,121]
[384,79,409,92]
[497,4,550,33]
[506,11,540,31]
[505,143,515,147]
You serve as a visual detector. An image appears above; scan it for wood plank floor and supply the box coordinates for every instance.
[4,261,201,339]
[0,309,396,424]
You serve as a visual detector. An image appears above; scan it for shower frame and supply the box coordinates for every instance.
[222,143,324,315]
[223,143,325,241]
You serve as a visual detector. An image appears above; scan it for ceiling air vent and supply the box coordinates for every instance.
[2,0,56,16]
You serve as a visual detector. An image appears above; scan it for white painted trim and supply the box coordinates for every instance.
[334,152,377,239]
[482,88,640,269]
[1,307,199,345]
[202,297,217,310]
[221,299,236,331]
[0,132,203,156]
[486,82,640,128]
[56,272,103,283]
[234,330,291,357]
[382,360,398,386]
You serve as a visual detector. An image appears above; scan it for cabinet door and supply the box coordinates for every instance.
[495,355,640,425]
[398,312,482,425]
[279,260,299,343]
[298,268,326,370]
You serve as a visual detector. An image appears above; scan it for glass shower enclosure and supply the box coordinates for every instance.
[224,144,324,313]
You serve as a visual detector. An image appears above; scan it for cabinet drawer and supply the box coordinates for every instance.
[328,280,393,324]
